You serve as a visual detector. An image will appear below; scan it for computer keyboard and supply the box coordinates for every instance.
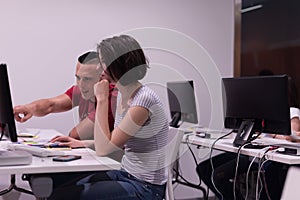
[7,143,66,157]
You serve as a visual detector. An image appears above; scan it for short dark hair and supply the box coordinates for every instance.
[78,51,99,65]
[97,35,148,86]
[258,69,274,76]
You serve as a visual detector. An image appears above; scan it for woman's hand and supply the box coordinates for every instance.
[50,136,85,148]
[94,79,110,102]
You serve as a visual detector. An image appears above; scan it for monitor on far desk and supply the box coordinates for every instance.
[222,75,291,147]
[167,80,198,128]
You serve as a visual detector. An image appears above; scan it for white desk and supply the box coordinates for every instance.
[0,128,120,175]
[0,147,121,197]
[0,148,120,175]
[0,128,121,198]
[184,134,300,165]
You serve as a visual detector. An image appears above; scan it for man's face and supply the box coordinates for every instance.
[75,62,102,101]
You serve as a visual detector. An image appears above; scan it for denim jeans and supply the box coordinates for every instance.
[49,170,166,200]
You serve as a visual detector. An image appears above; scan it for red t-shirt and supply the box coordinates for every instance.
[65,84,117,131]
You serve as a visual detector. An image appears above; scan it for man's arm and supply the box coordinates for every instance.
[69,117,94,140]
[14,94,72,122]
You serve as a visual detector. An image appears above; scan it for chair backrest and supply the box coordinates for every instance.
[164,127,184,200]
[281,166,300,200]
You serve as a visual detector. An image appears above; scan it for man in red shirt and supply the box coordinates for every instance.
[14,51,117,148]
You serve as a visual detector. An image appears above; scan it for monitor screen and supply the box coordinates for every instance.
[0,64,18,142]
[222,75,291,146]
[167,80,198,127]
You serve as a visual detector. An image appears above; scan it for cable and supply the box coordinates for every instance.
[256,159,269,200]
[245,154,257,199]
[172,136,197,186]
[173,167,194,185]
[261,147,278,200]
[255,150,264,200]
[186,136,202,185]
[260,160,271,200]
[209,130,233,200]
[245,147,271,199]
[255,149,271,200]
[231,130,263,199]
[186,135,200,166]
[244,146,269,200]
[232,132,263,200]
[233,142,249,200]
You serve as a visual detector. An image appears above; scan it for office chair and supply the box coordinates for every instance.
[281,166,300,200]
[30,175,53,200]
[164,127,184,200]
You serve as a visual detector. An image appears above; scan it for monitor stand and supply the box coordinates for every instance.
[233,120,255,147]
[169,112,181,128]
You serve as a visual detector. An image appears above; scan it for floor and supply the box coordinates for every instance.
[0,174,35,200]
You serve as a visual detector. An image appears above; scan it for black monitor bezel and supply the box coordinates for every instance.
[222,75,291,146]
[0,64,18,142]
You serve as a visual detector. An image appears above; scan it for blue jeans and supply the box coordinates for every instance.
[49,170,166,200]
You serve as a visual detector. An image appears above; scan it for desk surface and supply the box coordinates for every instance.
[0,129,121,197]
[185,134,300,165]
[0,148,121,175]
[0,129,121,174]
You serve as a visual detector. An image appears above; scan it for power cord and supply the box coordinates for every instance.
[255,148,273,200]
[245,146,269,200]
[233,132,264,200]
[173,167,194,185]
[186,135,202,185]
[233,142,249,200]
[209,130,233,200]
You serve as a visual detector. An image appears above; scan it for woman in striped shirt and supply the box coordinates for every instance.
[51,35,169,200]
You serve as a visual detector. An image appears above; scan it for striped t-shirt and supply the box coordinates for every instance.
[114,85,169,185]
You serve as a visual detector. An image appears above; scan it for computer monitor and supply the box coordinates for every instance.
[167,80,198,128]
[222,75,291,147]
[0,64,18,142]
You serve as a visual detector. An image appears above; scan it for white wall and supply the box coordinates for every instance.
[0,0,234,199]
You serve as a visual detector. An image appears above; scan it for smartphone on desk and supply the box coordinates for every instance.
[52,155,82,162]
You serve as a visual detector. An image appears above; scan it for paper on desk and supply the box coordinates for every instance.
[18,128,63,144]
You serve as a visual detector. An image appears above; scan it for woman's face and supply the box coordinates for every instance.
[100,63,114,83]
[98,54,115,84]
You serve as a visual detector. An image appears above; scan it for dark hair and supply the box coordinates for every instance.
[258,69,274,76]
[78,51,99,65]
[97,35,148,86]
